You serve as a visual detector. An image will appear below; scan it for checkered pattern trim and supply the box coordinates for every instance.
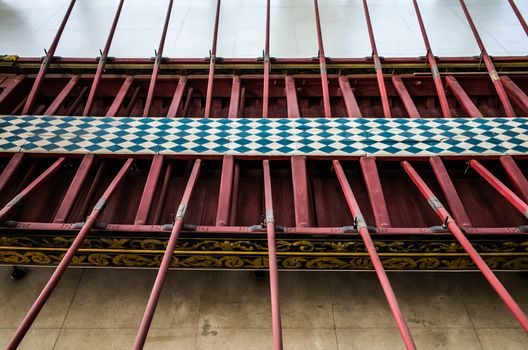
[1,115,527,157]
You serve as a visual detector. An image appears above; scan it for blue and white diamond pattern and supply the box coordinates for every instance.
[1,115,527,157]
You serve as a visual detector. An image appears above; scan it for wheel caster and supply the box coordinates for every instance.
[10,267,27,280]
[252,270,266,280]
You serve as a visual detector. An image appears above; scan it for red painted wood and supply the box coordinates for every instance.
[429,157,472,228]
[360,157,391,227]
[446,76,483,118]
[53,155,95,223]
[500,156,528,203]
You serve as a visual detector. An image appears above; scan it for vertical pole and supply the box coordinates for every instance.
[83,0,125,116]
[263,0,271,118]
[402,161,528,333]
[313,0,331,118]
[333,160,416,349]
[262,160,283,350]
[458,0,515,118]
[22,0,77,115]
[412,0,451,118]
[6,159,133,349]
[204,0,222,118]
[500,76,528,114]
[133,159,202,350]
[143,0,175,117]
[362,0,391,118]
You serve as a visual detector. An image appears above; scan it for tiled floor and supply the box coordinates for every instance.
[0,0,527,58]
[0,266,527,349]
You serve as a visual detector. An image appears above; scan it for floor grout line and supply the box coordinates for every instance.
[51,268,85,350]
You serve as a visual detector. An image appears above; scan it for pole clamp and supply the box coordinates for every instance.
[264,209,274,224]
[489,70,500,81]
[431,65,440,78]
[427,196,444,211]
[354,214,367,230]
[93,197,107,211]
[176,203,187,220]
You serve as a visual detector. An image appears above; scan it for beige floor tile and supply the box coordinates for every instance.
[196,328,272,350]
[63,269,204,329]
[198,271,272,329]
[329,272,399,328]
[283,328,337,350]
[336,328,406,350]
[411,327,481,350]
[391,272,473,328]
[454,272,528,328]
[0,266,82,328]
[477,328,528,350]
[280,272,335,329]
[54,328,196,350]
[0,328,60,350]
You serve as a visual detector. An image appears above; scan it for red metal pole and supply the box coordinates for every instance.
[0,158,65,222]
[153,162,173,225]
[83,0,124,116]
[402,160,528,332]
[262,160,283,350]
[469,160,528,219]
[263,0,271,118]
[22,0,77,115]
[412,0,451,118]
[391,75,421,118]
[458,0,515,118]
[133,159,202,350]
[508,0,528,35]
[362,0,391,118]
[143,0,174,117]
[333,160,415,350]
[204,0,222,118]
[313,0,331,118]
[6,158,133,349]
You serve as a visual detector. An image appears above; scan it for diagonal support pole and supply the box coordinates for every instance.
[402,160,528,333]
[263,160,283,350]
[6,158,133,349]
[133,159,202,350]
[333,160,416,350]
[22,0,77,115]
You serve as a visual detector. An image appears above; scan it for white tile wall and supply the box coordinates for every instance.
[0,0,526,58]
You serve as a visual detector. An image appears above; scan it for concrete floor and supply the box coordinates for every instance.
[0,267,527,349]
[0,0,527,58]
